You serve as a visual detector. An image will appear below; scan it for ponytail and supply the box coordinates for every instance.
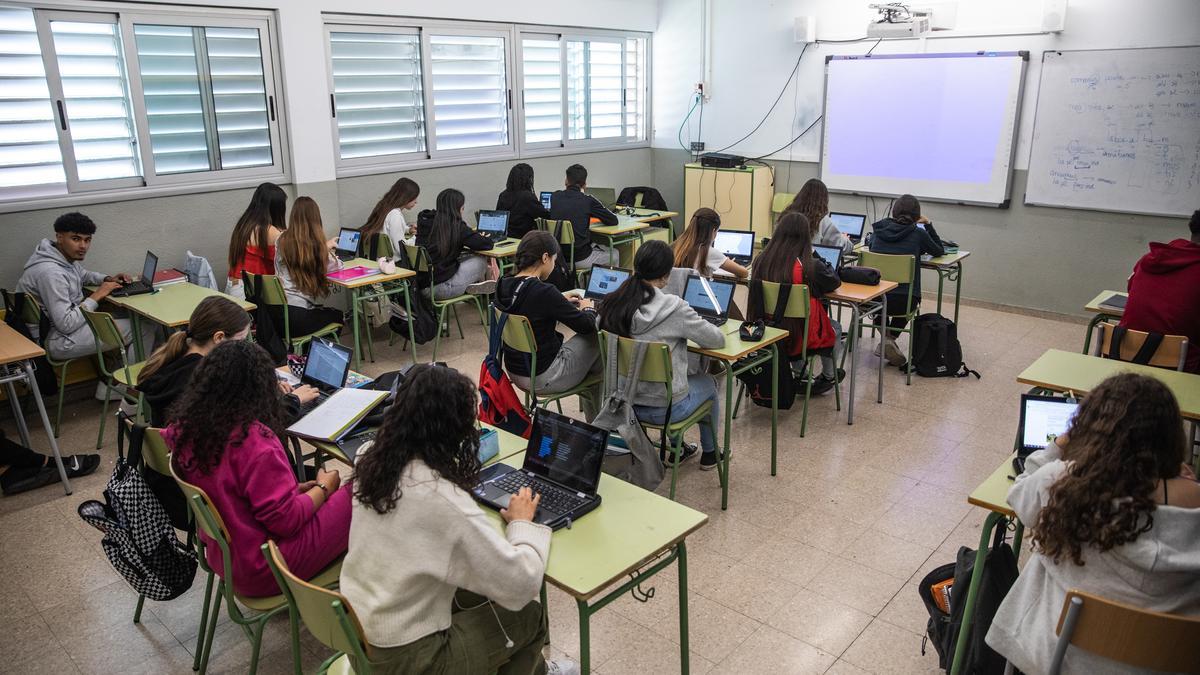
[138,331,189,384]
[138,296,251,384]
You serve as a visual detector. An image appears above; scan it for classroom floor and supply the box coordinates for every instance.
[0,301,1084,674]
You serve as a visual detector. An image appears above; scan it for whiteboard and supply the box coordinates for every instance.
[819,52,1027,207]
[1025,47,1200,217]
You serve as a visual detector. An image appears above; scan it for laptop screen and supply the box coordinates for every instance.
[540,191,552,210]
[828,212,866,239]
[336,228,361,254]
[478,210,509,236]
[713,230,754,258]
[683,275,735,318]
[142,251,159,284]
[585,265,630,298]
[812,244,843,269]
[524,409,606,494]
[1019,395,1078,451]
[303,340,352,390]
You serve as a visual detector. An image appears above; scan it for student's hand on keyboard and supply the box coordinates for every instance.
[501,486,541,523]
[90,279,123,301]
[291,384,320,405]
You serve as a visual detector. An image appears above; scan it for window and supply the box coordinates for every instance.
[327,28,425,163]
[0,4,285,204]
[427,33,509,152]
[520,36,561,146]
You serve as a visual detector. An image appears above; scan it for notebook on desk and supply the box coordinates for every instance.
[1099,294,1127,311]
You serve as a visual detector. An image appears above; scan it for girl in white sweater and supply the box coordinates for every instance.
[340,364,577,675]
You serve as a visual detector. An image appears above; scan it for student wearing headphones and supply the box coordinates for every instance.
[341,364,578,675]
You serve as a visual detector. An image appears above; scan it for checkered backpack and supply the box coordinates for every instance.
[78,412,196,601]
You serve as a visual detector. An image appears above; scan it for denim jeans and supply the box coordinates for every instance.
[633,373,720,455]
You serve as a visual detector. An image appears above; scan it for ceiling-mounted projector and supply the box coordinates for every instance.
[866,3,932,39]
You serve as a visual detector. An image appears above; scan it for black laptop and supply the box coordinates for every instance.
[298,339,352,413]
[477,210,511,243]
[828,212,867,243]
[540,191,553,210]
[110,251,159,297]
[582,264,631,300]
[472,408,605,530]
[812,243,844,270]
[682,274,736,327]
[713,229,755,265]
[334,228,361,261]
[1013,394,1079,473]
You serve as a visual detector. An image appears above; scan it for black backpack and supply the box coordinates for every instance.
[907,313,980,379]
[918,524,1019,673]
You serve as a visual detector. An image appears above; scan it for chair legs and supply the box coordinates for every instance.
[193,571,215,672]
[53,360,70,437]
[96,379,111,450]
[133,594,146,623]
[667,432,682,501]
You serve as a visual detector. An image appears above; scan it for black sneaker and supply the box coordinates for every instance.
[661,442,698,467]
[699,451,722,471]
[62,454,101,478]
[808,376,835,396]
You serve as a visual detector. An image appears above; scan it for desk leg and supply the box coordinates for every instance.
[952,263,963,325]
[5,380,32,448]
[577,600,591,675]
[846,303,861,425]
[936,268,945,317]
[949,511,1004,675]
[678,541,690,675]
[350,288,364,373]
[130,314,146,362]
[721,363,734,510]
[23,362,71,495]
[401,281,418,365]
[770,343,778,477]
[878,296,887,404]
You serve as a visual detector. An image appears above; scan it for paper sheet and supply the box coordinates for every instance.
[286,388,386,441]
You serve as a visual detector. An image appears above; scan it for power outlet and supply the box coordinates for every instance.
[690,142,706,152]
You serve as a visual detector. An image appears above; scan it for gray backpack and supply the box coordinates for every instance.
[592,337,665,491]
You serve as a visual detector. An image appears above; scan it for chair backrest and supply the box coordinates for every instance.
[857,250,916,285]
[14,290,44,325]
[756,279,810,319]
[1053,589,1200,673]
[142,427,173,477]
[588,186,616,208]
[363,233,395,260]
[491,306,538,355]
[169,455,230,548]
[263,541,372,666]
[243,272,288,308]
[81,308,127,354]
[403,243,431,273]
[1094,323,1188,371]
[771,192,795,217]
[538,218,575,246]
[599,331,673,386]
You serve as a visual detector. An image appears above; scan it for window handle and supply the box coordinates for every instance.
[268,96,276,122]
[55,100,67,131]
[329,94,336,118]
[507,88,512,110]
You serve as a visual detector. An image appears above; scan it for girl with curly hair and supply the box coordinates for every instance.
[987,373,1200,674]
[163,340,349,597]
[340,364,578,675]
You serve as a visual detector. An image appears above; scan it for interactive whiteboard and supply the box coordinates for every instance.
[1025,47,1200,217]
[820,52,1027,207]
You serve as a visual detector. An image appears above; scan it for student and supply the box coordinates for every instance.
[748,212,842,395]
[1,428,98,496]
[341,364,578,675]
[360,177,420,257]
[986,373,1200,674]
[1119,208,1200,373]
[783,178,854,255]
[137,296,318,428]
[274,197,345,336]
[598,240,726,468]
[867,194,944,366]
[17,212,154,372]
[163,340,349,597]
[226,182,288,299]
[496,163,551,240]
[672,208,749,280]
[548,164,618,272]
[495,231,601,419]
[415,188,495,300]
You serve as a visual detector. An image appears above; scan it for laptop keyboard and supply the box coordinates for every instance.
[493,471,588,514]
[702,315,727,327]
[299,390,331,414]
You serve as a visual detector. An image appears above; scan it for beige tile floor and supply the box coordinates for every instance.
[0,302,1085,674]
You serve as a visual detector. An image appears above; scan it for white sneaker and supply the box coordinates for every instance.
[873,341,883,358]
[94,382,126,402]
[883,337,906,367]
[546,659,580,675]
[466,280,496,296]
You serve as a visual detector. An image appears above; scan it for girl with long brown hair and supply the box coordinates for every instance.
[783,178,853,255]
[274,196,345,336]
[360,177,420,256]
[226,182,288,299]
[987,373,1200,674]
[672,207,748,280]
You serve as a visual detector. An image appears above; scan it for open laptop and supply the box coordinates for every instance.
[476,210,511,243]
[812,243,844,270]
[1013,394,1079,473]
[828,212,867,243]
[540,191,553,210]
[334,228,361,261]
[298,339,353,413]
[589,187,617,209]
[110,251,159,297]
[683,274,736,327]
[713,229,755,266]
[581,264,630,301]
[472,408,606,530]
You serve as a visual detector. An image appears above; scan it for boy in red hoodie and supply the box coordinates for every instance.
[1119,209,1200,373]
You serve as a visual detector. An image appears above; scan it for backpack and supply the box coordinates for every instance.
[77,412,197,601]
[1,289,58,396]
[919,524,1019,673]
[907,313,980,379]
[388,244,440,344]
[241,272,288,365]
[736,281,797,410]
[591,337,666,491]
[478,295,533,438]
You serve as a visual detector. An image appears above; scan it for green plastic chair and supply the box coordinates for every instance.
[771,192,796,220]
[491,304,601,415]
[598,331,713,500]
[81,308,147,449]
[754,280,829,437]
[857,250,918,385]
[6,291,85,437]
[263,541,373,675]
[243,273,342,356]
[537,218,587,288]
[359,233,395,260]
[402,243,486,362]
[170,456,342,675]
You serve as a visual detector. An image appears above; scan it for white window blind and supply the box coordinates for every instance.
[0,6,64,192]
[428,34,508,151]
[204,27,271,168]
[521,37,560,145]
[625,37,645,140]
[131,24,209,174]
[567,39,623,141]
[328,30,425,161]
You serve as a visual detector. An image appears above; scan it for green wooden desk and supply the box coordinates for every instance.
[484,451,707,675]
[0,322,72,494]
[852,245,971,323]
[309,422,526,467]
[1081,290,1127,353]
[478,238,522,276]
[328,258,417,371]
[826,280,899,425]
[1017,349,1200,421]
[591,219,650,267]
[99,283,255,360]
[688,325,789,510]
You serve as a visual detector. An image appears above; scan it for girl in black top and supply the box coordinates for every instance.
[414,188,494,300]
[496,163,550,240]
[494,230,601,420]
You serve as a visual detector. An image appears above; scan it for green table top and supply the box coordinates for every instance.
[1083,290,1127,315]
[1018,349,1200,421]
[479,239,520,259]
[969,457,1017,518]
[851,244,970,269]
[102,283,255,328]
[593,219,650,236]
[330,258,415,288]
[689,325,789,362]
[483,452,708,599]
